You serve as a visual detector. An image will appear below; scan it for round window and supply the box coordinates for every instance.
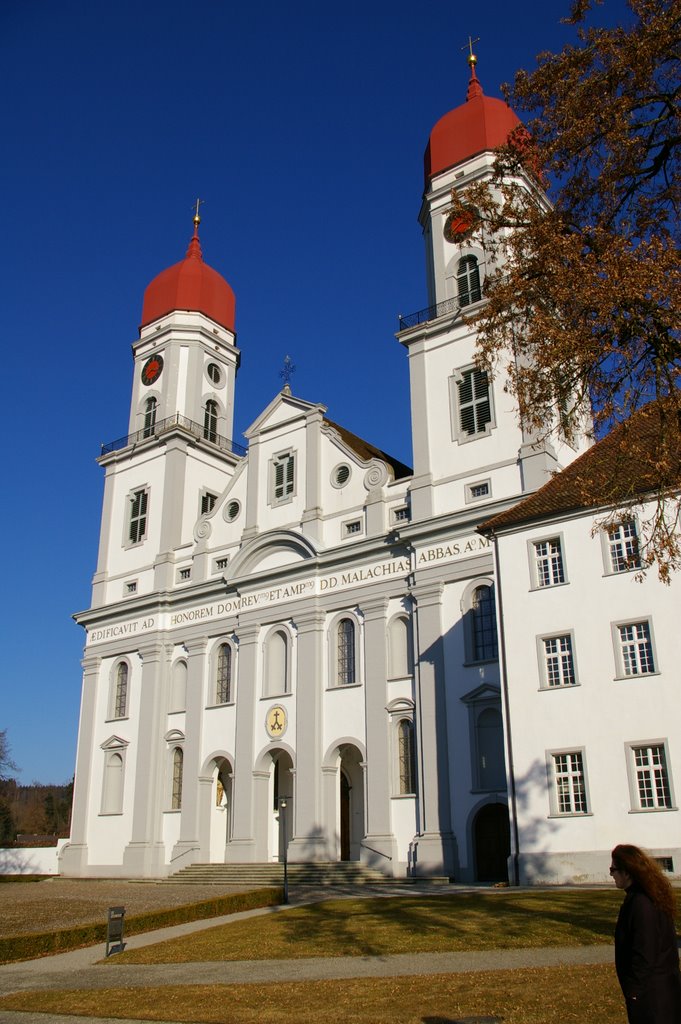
[334,464,351,487]
[226,500,241,522]
[207,363,222,386]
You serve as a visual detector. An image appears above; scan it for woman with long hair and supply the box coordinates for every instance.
[611,844,681,1023]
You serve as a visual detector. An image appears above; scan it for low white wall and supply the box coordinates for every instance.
[0,839,69,875]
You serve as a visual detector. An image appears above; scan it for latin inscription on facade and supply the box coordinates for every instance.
[86,537,488,646]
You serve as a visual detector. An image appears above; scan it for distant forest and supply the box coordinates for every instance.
[0,779,73,846]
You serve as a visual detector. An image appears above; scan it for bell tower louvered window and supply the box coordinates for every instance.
[128,488,149,544]
[143,397,157,438]
[457,368,492,437]
[203,400,218,442]
[457,255,481,307]
[272,452,295,504]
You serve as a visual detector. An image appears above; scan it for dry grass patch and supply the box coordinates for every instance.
[0,963,624,1023]
[111,890,620,964]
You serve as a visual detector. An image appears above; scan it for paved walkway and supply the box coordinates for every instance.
[0,886,614,1024]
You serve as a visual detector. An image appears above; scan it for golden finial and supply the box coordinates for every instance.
[461,36,479,68]
[193,197,203,229]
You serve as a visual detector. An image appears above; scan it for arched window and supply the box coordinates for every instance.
[265,630,289,696]
[337,618,355,685]
[398,720,416,795]
[113,662,128,718]
[216,643,232,704]
[203,400,218,442]
[388,616,413,678]
[457,255,481,307]
[170,659,187,713]
[143,396,157,438]
[102,752,124,814]
[471,585,498,662]
[171,748,183,809]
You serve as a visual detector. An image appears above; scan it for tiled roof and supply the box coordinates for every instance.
[325,418,412,480]
[481,400,681,533]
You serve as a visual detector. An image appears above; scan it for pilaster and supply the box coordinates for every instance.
[170,636,207,869]
[243,437,261,540]
[287,608,327,861]
[225,623,260,862]
[300,409,324,541]
[360,596,398,871]
[59,653,101,876]
[410,580,458,877]
[122,640,169,876]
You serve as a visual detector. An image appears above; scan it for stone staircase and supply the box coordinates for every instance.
[165,861,407,886]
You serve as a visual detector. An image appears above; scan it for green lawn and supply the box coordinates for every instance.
[110,890,621,964]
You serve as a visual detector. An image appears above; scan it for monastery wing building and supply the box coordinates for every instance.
[61,57,680,884]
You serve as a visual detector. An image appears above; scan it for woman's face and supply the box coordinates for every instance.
[610,862,632,889]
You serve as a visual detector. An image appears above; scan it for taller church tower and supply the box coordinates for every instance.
[399,54,585,523]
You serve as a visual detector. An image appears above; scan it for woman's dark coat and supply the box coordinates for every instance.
[615,884,681,1023]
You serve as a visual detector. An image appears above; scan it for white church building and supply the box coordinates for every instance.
[60,59,680,884]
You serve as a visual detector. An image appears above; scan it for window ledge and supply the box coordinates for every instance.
[463,658,499,669]
[98,812,123,817]
[259,692,292,700]
[614,672,660,681]
[391,793,416,800]
[628,806,677,814]
[530,581,570,593]
[105,716,129,723]
[205,702,236,710]
[164,809,182,814]
[548,812,593,818]
[326,682,363,692]
[538,683,581,692]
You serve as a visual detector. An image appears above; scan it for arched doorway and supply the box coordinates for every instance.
[338,744,364,861]
[473,802,510,882]
[270,750,294,863]
[205,756,233,863]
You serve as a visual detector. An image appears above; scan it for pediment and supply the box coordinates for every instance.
[101,735,129,750]
[460,683,501,705]
[226,530,318,580]
[244,391,326,440]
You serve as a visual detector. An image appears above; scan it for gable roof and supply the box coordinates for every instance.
[481,400,681,533]
[325,418,413,480]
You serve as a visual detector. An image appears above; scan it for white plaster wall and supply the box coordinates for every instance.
[103,454,168,579]
[497,509,681,875]
[0,840,69,875]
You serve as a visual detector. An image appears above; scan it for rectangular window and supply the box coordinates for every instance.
[617,621,655,675]
[201,491,218,515]
[608,520,641,573]
[125,581,138,595]
[214,557,229,571]
[128,488,148,545]
[552,751,588,814]
[542,634,576,687]
[392,506,410,523]
[631,745,673,809]
[272,452,295,504]
[466,480,491,502]
[457,368,492,438]
[345,520,362,536]
[534,538,565,587]
[178,568,191,581]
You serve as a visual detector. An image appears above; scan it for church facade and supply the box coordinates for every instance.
[61,61,678,884]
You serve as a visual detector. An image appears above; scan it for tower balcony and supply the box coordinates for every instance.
[397,296,461,331]
[100,413,247,457]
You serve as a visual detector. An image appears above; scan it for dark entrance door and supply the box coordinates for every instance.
[474,803,510,882]
[340,772,351,861]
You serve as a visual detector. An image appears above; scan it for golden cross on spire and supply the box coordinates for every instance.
[461,36,480,67]
[193,197,204,228]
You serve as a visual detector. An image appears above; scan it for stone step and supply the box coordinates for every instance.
[165,861,412,886]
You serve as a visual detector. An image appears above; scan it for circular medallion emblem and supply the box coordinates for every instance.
[141,354,164,386]
[265,704,287,740]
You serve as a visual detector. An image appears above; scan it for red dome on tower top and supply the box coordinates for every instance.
[424,60,521,184]
[141,223,236,332]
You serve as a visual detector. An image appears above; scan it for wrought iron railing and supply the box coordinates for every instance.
[100,413,247,457]
[398,296,461,331]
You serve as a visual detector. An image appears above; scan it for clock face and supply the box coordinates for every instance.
[444,207,477,242]
[141,354,164,386]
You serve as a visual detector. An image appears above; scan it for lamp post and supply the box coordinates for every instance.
[279,799,289,904]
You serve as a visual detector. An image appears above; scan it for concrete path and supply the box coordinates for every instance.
[0,886,615,1024]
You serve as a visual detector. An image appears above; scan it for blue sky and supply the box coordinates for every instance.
[1,0,631,784]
